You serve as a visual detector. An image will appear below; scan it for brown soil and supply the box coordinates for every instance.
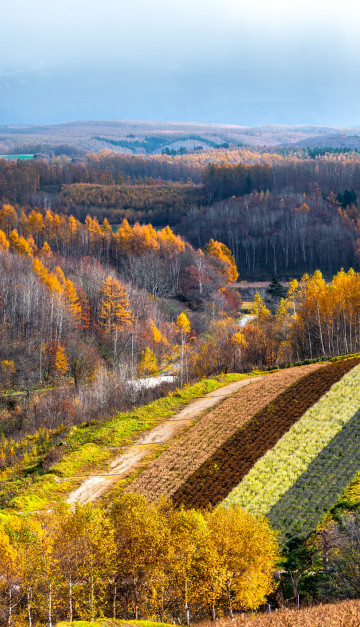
[129,362,326,502]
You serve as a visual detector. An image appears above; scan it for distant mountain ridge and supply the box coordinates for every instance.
[1,120,360,154]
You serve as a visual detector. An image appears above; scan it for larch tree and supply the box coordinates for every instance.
[0,229,9,251]
[175,312,191,386]
[98,276,132,360]
[0,204,17,236]
[9,230,33,257]
[205,239,239,284]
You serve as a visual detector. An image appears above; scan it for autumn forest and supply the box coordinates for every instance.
[2,142,360,625]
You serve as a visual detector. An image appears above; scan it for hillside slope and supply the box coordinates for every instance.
[129,363,326,501]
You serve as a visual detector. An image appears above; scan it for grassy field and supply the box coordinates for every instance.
[130,363,325,502]
[223,363,360,538]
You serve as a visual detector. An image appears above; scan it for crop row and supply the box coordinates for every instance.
[267,405,360,541]
[172,358,360,509]
[223,363,360,523]
[130,363,324,501]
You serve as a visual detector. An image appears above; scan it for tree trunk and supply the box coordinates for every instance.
[49,583,53,627]
[185,577,190,626]
[69,576,73,623]
[27,588,32,627]
[113,581,117,620]
[8,587,12,627]
[227,585,234,620]
[91,578,95,622]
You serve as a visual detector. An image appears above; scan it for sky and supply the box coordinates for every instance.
[0,0,359,126]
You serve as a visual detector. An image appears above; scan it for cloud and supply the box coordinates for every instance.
[1,0,359,125]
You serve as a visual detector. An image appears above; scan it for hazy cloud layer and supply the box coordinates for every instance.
[1,0,359,125]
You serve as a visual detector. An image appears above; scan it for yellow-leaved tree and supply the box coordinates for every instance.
[0,525,18,626]
[209,505,280,614]
[175,312,191,386]
[99,276,133,359]
[54,344,69,377]
[0,229,9,251]
[138,347,159,376]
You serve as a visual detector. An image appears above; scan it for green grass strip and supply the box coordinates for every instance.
[223,364,360,517]
[3,373,258,513]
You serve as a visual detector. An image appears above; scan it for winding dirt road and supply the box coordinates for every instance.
[67,375,264,504]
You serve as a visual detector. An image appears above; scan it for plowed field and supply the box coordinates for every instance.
[172,357,360,509]
[129,363,326,501]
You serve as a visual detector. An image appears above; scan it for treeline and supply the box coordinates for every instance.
[220,269,360,375]
[58,182,205,225]
[4,149,360,210]
[0,204,237,299]
[0,152,204,207]
[0,494,279,626]
[202,156,360,202]
[179,192,357,277]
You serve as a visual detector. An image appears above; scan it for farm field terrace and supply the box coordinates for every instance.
[129,362,326,502]
[222,362,360,541]
[0,373,249,514]
[171,358,360,509]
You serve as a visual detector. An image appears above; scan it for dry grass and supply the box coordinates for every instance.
[129,363,325,501]
[198,599,360,626]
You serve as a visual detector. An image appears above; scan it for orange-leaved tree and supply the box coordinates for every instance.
[9,229,33,257]
[0,229,9,251]
[205,239,239,283]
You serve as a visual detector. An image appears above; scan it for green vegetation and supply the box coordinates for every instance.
[223,364,360,520]
[1,372,260,513]
[268,405,360,540]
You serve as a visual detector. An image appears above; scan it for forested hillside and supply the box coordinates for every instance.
[2,148,360,277]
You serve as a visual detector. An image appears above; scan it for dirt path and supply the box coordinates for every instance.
[67,376,265,504]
